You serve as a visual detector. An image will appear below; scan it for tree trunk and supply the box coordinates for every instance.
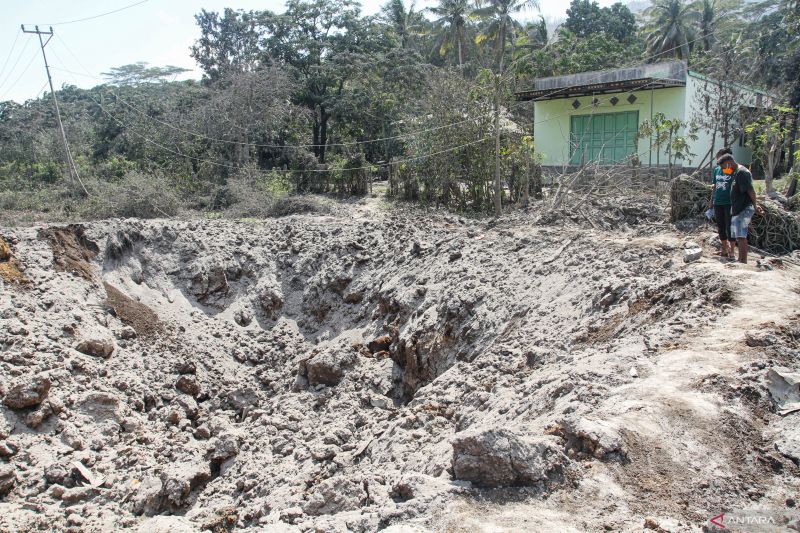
[319,110,329,165]
[493,24,506,217]
[522,153,530,207]
[457,37,463,71]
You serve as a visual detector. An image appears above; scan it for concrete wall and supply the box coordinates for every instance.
[684,73,762,168]
[533,86,686,167]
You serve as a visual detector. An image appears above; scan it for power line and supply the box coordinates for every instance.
[51,36,496,149]
[0,48,40,101]
[0,38,32,94]
[87,88,492,173]
[0,30,22,83]
[25,0,150,27]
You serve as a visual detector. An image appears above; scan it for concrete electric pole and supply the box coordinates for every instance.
[21,24,88,196]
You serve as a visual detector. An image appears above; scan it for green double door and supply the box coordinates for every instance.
[569,110,639,165]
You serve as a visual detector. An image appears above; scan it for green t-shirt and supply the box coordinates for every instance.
[713,165,733,205]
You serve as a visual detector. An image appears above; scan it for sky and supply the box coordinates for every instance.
[0,0,625,104]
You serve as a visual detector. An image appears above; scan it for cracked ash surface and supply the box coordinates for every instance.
[1,197,799,532]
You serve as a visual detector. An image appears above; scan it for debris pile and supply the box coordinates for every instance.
[0,205,798,531]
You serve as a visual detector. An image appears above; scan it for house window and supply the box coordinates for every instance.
[569,110,639,165]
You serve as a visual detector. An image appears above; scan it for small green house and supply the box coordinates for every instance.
[515,61,769,171]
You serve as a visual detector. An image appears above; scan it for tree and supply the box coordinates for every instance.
[474,0,538,216]
[637,113,698,177]
[643,0,701,61]
[260,0,387,165]
[698,0,716,52]
[381,0,425,50]
[428,0,473,69]
[101,63,190,86]
[190,9,263,80]
[745,106,795,193]
[564,0,636,42]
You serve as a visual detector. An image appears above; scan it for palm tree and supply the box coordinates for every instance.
[382,0,423,50]
[472,0,539,216]
[428,0,472,69]
[644,0,701,61]
[698,0,716,52]
[473,0,539,70]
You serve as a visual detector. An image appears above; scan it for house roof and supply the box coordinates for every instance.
[515,61,688,101]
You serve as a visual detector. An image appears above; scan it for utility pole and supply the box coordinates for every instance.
[21,25,88,196]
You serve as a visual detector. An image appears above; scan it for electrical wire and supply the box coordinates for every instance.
[0,37,32,94]
[25,0,150,27]
[0,48,41,101]
[0,30,22,84]
[52,37,497,149]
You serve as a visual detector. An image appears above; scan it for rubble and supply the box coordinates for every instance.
[0,202,798,531]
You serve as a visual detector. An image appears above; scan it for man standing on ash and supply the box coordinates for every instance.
[718,153,763,264]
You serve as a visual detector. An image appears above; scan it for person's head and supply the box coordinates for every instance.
[715,147,732,162]
[718,153,737,174]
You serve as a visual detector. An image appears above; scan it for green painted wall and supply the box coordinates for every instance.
[533,86,686,166]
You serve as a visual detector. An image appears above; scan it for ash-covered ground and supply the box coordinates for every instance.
[1,197,799,532]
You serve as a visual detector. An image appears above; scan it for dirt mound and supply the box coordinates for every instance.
[38,224,100,281]
[1,205,799,532]
[0,236,28,285]
[103,282,164,337]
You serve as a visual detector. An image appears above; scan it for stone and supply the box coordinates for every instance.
[303,348,357,387]
[367,335,391,354]
[61,486,94,503]
[176,376,201,397]
[767,368,800,413]
[117,326,137,340]
[303,477,365,516]
[75,338,116,358]
[550,417,627,461]
[279,506,304,524]
[161,461,211,508]
[683,248,702,263]
[26,401,55,428]
[0,463,16,496]
[190,265,229,302]
[201,506,239,532]
[257,286,283,320]
[132,475,164,516]
[745,331,779,347]
[0,441,17,458]
[225,387,258,411]
[209,433,239,462]
[344,291,364,304]
[3,375,51,410]
[176,360,196,375]
[44,462,70,485]
[451,428,566,487]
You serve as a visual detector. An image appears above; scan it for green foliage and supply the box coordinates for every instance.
[643,0,701,60]
[745,106,795,187]
[564,0,637,43]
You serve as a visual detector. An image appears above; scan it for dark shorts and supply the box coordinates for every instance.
[714,204,733,242]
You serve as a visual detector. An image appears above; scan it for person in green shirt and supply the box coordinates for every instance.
[709,148,735,259]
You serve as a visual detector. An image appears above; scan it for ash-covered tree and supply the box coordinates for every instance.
[190,8,263,80]
[102,63,190,86]
[259,0,389,166]
[643,0,700,61]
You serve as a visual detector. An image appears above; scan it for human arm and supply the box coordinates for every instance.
[748,188,763,215]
